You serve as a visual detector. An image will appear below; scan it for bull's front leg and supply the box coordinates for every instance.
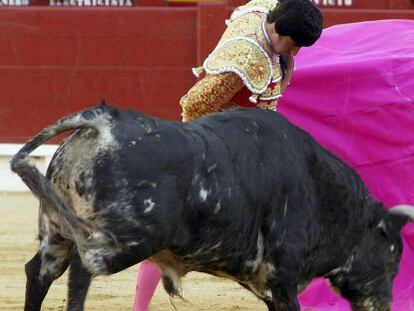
[349,293,391,311]
[269,288,300,310]
[328,272,392,311]
[267,278,300,311]
[67,248,92,311]
[351,300,391,311]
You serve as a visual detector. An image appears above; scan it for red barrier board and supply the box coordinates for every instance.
[0,5,413,143]
[0,8,196,142]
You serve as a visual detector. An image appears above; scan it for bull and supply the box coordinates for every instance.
[11,103,414,311]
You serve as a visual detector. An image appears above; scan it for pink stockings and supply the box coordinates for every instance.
[133,261,161,311]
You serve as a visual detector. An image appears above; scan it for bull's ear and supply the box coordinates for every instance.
[389,205,414,231]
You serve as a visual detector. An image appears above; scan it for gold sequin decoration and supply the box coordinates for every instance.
[219,12,269,53]
[221,101,243,111]
[204,11,276,93]
[272,59,282,82]
[257,100,278,110]
[205,39,272,92]
[180,72,244,121]
[259,81,281,101]
[230,0,277,20]
[222,99,278,111]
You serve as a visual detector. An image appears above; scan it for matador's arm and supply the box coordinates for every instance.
[179,72,244,122]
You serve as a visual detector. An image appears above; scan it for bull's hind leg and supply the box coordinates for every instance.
[25,234,72,311]
[67,248,92,311]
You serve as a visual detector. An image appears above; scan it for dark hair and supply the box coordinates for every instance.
[267,0,323,47]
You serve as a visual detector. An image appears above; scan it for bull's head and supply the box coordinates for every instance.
[329,204,414,311]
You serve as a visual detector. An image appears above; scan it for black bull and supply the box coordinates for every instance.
[11,104,414,311]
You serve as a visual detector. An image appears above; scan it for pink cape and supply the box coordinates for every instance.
[279,20,414,310]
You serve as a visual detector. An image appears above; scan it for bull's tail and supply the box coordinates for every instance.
[10,103,115,248]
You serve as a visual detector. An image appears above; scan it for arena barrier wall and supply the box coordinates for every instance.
[1,2,413,190]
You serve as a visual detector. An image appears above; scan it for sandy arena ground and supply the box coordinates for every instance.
[0,192,267,311]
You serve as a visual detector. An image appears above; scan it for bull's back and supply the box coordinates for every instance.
[190,109,313,194]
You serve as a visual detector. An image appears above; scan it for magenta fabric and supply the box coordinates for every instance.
[278,20,414,310]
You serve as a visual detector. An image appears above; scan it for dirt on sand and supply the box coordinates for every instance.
[0,193,267,311]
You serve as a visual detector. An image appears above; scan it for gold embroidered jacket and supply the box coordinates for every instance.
[180,0,282,121]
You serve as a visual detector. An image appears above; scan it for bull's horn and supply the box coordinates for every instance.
[390,205,414,221]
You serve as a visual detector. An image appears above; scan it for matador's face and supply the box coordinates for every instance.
[266,22,301,56]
